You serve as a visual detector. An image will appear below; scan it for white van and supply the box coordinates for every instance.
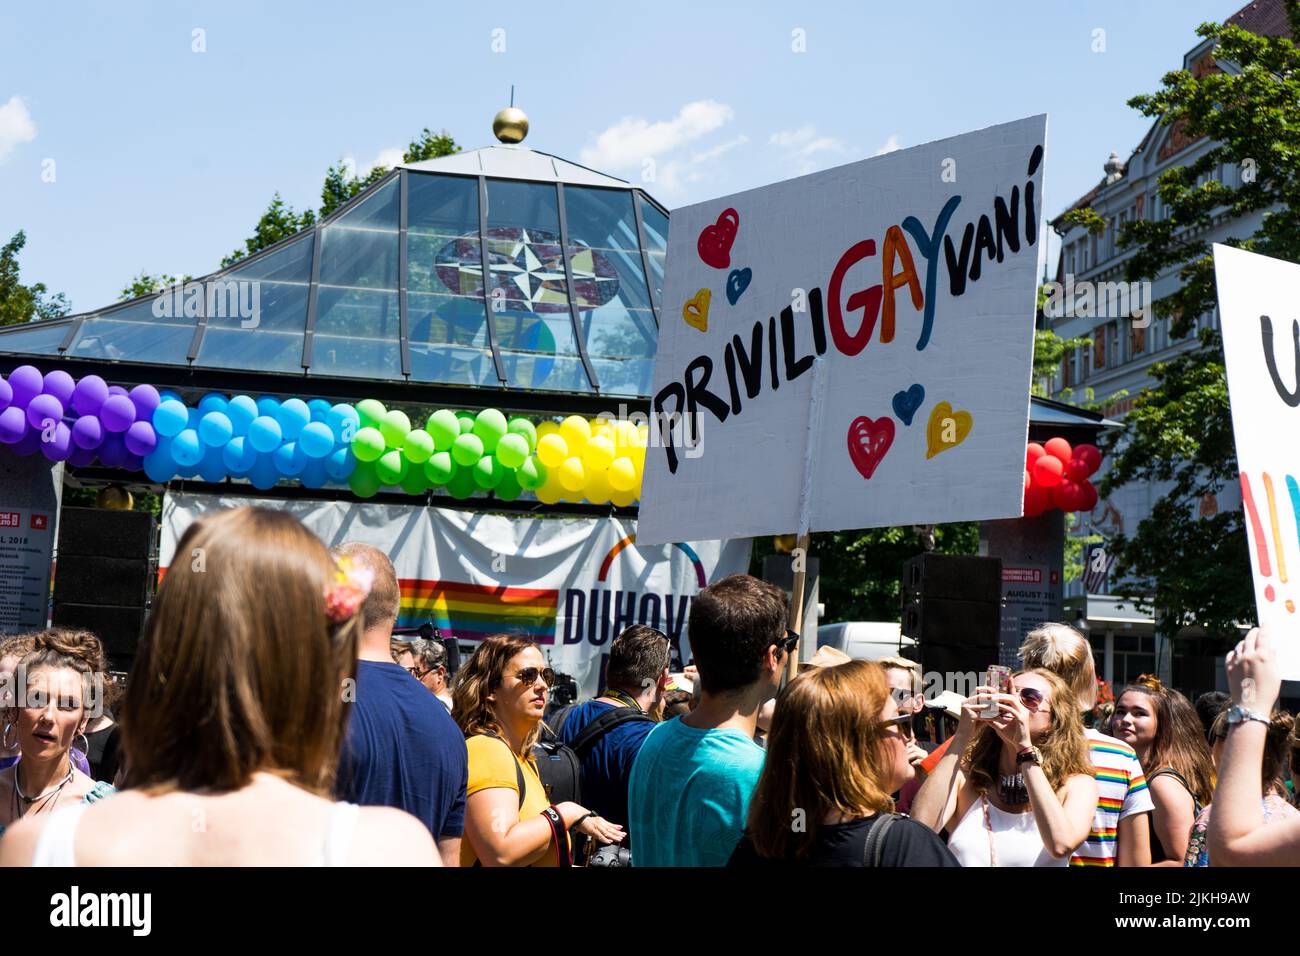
[816,621,915,662]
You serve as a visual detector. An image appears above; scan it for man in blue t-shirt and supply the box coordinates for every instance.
[556,625,671,845]
[628,574,792,867]
[332,543,467,866]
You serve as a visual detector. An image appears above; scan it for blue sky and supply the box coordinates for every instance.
[0,0,1239,313]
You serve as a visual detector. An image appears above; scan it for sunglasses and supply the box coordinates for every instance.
[772,629,800,656]
[1018,687,1047,711]
[513,666,556,688]
[882,713,915,739]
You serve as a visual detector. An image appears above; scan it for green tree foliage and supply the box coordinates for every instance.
[0,231,70,326]
[119,272,191,302]
[221,194,317,268]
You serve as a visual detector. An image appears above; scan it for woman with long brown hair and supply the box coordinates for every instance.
[0,506,438,866]
[728,660,957,866]
[453,634,622,866]
[1112,675,1214,866]
[912,669,1097,866]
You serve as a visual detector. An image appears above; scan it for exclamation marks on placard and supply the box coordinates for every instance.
[1264,473,1292,613]
[1241,471,1275,601]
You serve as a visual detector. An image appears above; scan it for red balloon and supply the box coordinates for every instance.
[1074,443,1102,476]
[1044,437,1073,463]
[1052,479,1085,512]
[1026,442,1046,471]
[1064,456,1092,481]
[1078,479,1098,512]
[1033,454,1064,488]
[1024,468,1032,493]
[1023,483,1050,517]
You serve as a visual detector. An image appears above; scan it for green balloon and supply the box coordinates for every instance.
[446,466,478,500]
[380,410,411,448]
[473,455,503,490]
[507,417,537,453]
[352,427,386,462]
[495,432,529,469]
[495,468,523,501]
[403,429,434,464]
[400,468,430,496]
[423,451,455,486]
[457,413,475,434]
[473,408,509,453]
[516,456,546,490]
[348,461,381,498]
[356,399,387,430]
[376,449,408,486]
[452,432,484,467]
[425,409,460,452]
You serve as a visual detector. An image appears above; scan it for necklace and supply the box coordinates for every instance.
[997,772,1028,806]
[14,757,74,803]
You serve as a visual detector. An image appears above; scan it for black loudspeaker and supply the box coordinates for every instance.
[901,554,1002,676]
[50,604,148,666]
[52,555,150,607]
[56,508,154,558]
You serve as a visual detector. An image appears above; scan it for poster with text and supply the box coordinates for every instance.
[1215,244,1300,678]
[637,115,1047,545]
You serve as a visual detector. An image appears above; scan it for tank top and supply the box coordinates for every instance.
[946,794,1069,867]
[30,799,361,866]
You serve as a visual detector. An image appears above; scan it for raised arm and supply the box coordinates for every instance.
[910,693,984,833]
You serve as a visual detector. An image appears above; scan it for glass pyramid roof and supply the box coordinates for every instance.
[0,147,669,399]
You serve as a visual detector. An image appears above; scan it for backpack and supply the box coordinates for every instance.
[862,814,901,867]
[532,723,583,806]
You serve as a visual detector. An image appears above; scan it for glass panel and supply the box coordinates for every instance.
[332,176,399,229]
[319,225,398,291]
[591,356,653,397]
[407,173,479,238]
[0,321,73,356]
[311,289,400,379]
[195,281,309,373]
[583,306,657,360]
[639,195,669,253]
[409,293,489,348]
[68,299,196,364]
[486,179,559,232]
[409,344,499,387]
[646,251,665,311]
[486,227,568,310]
[410,232,483,296]
[500,350,591,392]
[1114,635,1137,652]
[494,307,580,356]
[569,245,651,313]
[564,186,640,251]
[223,233,313,283]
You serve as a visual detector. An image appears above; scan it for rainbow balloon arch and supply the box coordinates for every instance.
[0,364,647,506]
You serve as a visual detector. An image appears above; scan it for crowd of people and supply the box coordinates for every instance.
[1,504,1299,867]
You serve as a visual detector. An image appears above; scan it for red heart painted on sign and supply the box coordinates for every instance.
[847,416,895,480]
[697,208,739,270]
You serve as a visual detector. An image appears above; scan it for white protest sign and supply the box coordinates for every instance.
[1214,244,1300,678]
[636,115,1046,545]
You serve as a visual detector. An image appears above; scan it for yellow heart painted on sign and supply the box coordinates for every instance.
[925,401,973,460]
[682,288,711,333]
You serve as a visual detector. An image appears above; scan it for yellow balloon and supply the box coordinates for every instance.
[610,420,634,451]
[608,457,636,492]
[535,473,564,504]
[559,415,591,456]
[589,417,613,439]
[583,434,615,471]
[584,467,611,504]
[636,423,649,445]
[558,456,586,492]
[611,487,637,508]
[537,433,569,468]
[537,420,560,441]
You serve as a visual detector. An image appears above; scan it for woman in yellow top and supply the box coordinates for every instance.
[453,634,624,866]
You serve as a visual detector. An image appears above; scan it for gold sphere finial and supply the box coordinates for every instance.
[96,486,133,511]
[493,106,529,144]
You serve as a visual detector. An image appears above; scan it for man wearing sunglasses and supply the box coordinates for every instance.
[628,574,791,867]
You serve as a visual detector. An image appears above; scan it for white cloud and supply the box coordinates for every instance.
[770,125,848,175]
[368,147,405,173]
[768,126,815,149]
[580,100,734,171]
[0,96,37,162]
[874,134,903,156]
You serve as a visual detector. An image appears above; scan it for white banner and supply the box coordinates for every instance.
[1214,244,1300,678]
[160,493,751,697]
[638,115,1046,544]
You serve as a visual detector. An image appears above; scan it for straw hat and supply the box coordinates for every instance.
[800,646,853,671]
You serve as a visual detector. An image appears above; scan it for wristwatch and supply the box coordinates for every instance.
[1015,746,1043,767]
[1225,704,1270,727]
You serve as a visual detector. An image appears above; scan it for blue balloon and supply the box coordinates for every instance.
[299,457,329,489]
[273,441,306,476]
[247,415,282,454]
[197,393,229,417]
[198,411,233,447]
[327,404,361,444]
[256,396,281,419]
[171,428,203,466]
[307,398,332,423]
[143,449,177,483]
[226,395,258,436]
[222,435,257,473]
[249,453,279,490]
[198,446,227,483]
[298,421,334,458]
[324,445,356,482]
[153,399,189,438]
[158,389,183,405]
[276,398,311,441]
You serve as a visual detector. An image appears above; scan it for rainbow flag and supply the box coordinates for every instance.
[398,579,559,645]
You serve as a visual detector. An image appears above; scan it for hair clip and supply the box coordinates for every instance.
[1134,673,1164,691]
[324,556,375,623]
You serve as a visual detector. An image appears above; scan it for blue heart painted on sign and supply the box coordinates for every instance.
[891,384,925,426]
[726,267,752,306]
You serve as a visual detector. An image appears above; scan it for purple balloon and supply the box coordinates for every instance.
[42,370,75,406]
[71,374,109,416]
[67,444,99,467]
[100,394,136,433]
[0,406,27,444]
[12,426,42,457]
[96,431,128,468]
[123,453,145,473]
[129,384,161,421]
[0,376,11,413]
[8,365,43,409]
[71,414,104,450]
[124,420,157,456]
[40,422,72,462]
[107,385,128,397]
[25,393,63,430]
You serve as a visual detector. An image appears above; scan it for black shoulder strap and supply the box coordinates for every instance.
[485,733,526,810]
[548,704,577,740]
[569,707,656,761]
[1149,766,1200,814]
[862,814,900,868]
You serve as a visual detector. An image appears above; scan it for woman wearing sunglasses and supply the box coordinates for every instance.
[453,634,624,866]
[911,669,1097,866]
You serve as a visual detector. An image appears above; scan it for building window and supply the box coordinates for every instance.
[1093,326,1107,370]
[1131,321,1146,356]
[1112,634,1156,687]
[1109,322,1121,366]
